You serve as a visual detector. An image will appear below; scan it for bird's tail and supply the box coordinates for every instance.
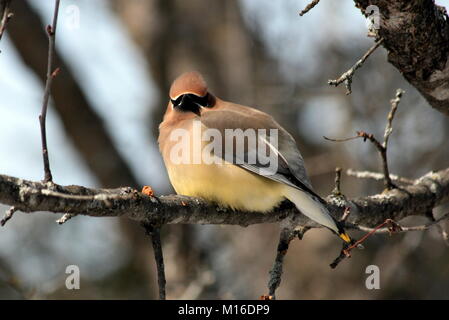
[283,186,352,243]
[335,220,352,243]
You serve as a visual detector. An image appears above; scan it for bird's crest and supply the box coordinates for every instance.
[169,71,208,100]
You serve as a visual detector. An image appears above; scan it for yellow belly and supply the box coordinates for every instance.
[166,161,285,212]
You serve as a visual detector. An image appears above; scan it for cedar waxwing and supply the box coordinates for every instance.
[158,71,351,243]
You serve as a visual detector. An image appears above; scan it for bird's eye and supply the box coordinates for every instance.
[171,96,183,107]
[189,93,210,107]
[171,93,210,108]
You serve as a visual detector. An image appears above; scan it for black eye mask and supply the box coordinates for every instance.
[171,93,211,109]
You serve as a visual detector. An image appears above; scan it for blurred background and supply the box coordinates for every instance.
[0,0,448,299]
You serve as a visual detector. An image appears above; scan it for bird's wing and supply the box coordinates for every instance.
[200,103,327,205]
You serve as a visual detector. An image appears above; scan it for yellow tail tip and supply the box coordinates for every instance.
[339,232,352,243]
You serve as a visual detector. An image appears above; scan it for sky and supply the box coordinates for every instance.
[0,0,157,286]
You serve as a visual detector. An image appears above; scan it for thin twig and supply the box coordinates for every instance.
[327,130,396,190]
[349,213,449,234]
[1,206,16,226]
[383,89,404,148]
[323,135,360,143]
[39,0,61,183]
[331,213,449,268]
[360,130,395,190]
[299,0,321,16]
[377,89,404,189]
[340,207,351,222]
[330,218,400,268]
[352,220,402,249]
[56,213,75,225]
[329,243,350,269]
[0,0,13,45]
[346,168,414,185]
[332,167,342,196]
[325,89,403,190]
[328,38,384,94]
[142,223,166,300]
[267,226,295,299]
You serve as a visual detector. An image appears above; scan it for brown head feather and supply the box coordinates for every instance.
[169,71,208,99]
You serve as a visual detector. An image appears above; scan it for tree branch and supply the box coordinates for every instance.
[299,0,321,17]
[0,206,16,226]
[142,223,166,300]
[346,169,414,185]
[39,0,60,183]
[267,225,295,299]
[3,167,447,288]
[354,0,449,116]
[325,89,404,190]
[1,167,448,229]
[332,167,343,196]
[350,212,449,234]
[328,38,384,95]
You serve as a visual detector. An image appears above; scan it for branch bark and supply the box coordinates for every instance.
[1,167,448,229]
[354,0,449,116]
[142,223,166,300]
[0,0,12,44]
[267,223,297,299]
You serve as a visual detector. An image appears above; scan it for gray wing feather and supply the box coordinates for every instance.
[200,105,324,202]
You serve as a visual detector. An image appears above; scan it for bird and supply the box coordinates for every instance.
[158,71,351,243]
